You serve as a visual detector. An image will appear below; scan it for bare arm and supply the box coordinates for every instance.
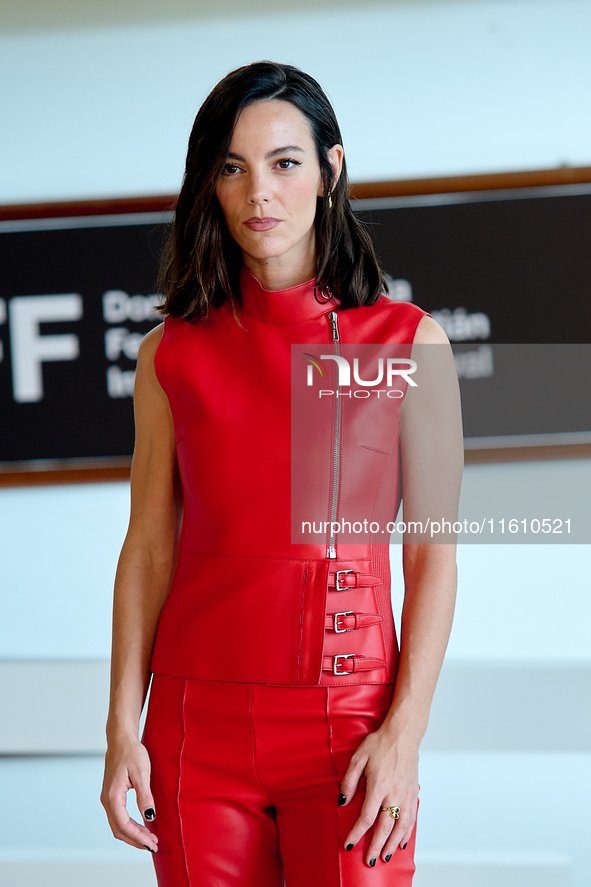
[340,316,464,864]
[384,316,464,742]
[101,322,181,852]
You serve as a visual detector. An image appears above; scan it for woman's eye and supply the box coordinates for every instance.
[276,158,301,170]
[223,164,241,176]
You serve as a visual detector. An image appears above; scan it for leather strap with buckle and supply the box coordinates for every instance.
[325,612,384,633]
[323,654,387,675]
[328,570,383,591]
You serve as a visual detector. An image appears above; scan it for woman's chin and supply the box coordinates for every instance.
[241,245,296,264]
[240,238,313,267]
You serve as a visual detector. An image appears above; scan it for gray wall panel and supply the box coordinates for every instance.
[423,662,591,752]
[0,660,109,754]
[1,660,590,754]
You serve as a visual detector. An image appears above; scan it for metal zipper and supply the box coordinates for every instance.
[327,310,341,558]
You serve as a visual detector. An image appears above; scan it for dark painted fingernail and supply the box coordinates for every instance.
[402,842,408,850]
[346,843,354,851]
[144,808,155,821]
[144,845,155,853]
[369,857,376,867]
[338,793,347,806]
[385,853,392,862]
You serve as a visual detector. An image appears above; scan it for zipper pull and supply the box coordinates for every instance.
[328,311,340,343]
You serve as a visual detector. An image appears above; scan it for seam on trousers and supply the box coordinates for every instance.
[325,688,344,886]
[296,561,308,681]
[248,683,274,806]
[177,678,192,887]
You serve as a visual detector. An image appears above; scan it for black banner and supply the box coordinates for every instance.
[0,215,167,465]
[355,185,591,345]
[1,183,590,468]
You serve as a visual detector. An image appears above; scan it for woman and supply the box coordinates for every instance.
[101,61,463,887]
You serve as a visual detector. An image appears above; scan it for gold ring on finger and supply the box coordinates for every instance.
[381,805,400,820]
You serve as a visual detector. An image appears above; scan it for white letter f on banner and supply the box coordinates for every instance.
[9,294,83,403]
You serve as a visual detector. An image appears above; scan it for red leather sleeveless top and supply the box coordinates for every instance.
[150,265,429,686]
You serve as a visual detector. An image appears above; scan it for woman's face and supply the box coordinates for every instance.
[215,99,342,276]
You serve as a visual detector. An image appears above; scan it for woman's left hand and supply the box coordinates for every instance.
[339,726,419,865]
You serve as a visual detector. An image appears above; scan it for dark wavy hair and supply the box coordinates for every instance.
[157,61,387,323]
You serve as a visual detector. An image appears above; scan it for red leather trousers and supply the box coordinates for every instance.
[142,675,417,886]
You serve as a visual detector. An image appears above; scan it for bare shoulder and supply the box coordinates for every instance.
[129,319,178,537]
[402,313,460,416]
[135,322,166,385]
[138,321,166,360]
[413,314,451,346]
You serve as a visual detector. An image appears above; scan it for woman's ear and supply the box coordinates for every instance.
[319,144,344,196]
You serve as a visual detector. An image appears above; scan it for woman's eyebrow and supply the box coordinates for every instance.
[227,146,305,162]
[266,145,305,159]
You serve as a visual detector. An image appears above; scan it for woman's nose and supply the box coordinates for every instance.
[247,170,271,205]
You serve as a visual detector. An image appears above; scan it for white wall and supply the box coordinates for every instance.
[1,468,590,886]
[1,473,590,662]
[1,1,590,885]
[1,0,591,204]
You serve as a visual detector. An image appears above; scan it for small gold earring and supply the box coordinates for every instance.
[328,192,333,209]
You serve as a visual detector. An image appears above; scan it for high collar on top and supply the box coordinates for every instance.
[239,264,340,325]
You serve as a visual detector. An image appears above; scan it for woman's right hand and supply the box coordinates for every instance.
[101,735,159,853]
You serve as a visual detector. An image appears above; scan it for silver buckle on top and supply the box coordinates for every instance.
[334,611,354,633]
[335,570,355,591]
[333,654,354,675]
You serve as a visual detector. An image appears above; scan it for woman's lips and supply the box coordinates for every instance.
[243,218,282,231]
